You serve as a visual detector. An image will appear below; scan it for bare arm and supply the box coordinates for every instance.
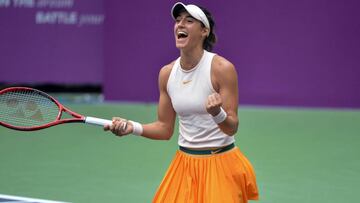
[104,63,176,140]
[206,55,239,136]
[141,64,176,140]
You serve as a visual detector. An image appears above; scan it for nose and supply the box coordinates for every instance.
[176,19,185,28]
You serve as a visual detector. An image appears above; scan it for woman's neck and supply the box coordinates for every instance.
[180,47,205,70]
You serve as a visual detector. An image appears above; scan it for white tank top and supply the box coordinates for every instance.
[167,50,235,148]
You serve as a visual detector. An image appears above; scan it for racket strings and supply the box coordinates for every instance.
[0,90,60,127]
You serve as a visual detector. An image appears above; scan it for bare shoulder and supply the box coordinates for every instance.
[158,60,176,88]
[212,55,236,74]
[211,55,238,90]
[159,61,175,78]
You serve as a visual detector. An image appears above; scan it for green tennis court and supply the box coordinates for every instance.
[1,103,359,203]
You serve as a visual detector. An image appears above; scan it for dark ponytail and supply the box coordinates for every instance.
[199,6,217,51]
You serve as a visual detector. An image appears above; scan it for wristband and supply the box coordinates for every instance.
[129,120,143,136]
[212,107,227,124]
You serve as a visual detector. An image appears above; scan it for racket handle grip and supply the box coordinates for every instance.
[85,117,112,127]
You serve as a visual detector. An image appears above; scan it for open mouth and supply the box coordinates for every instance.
[177,31,188,39]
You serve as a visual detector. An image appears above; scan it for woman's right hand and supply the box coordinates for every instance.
[104,117,133,137]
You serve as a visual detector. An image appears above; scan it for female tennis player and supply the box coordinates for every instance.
[104,2,259,202]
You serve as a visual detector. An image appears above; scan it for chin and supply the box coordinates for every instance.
[175,43,186,50]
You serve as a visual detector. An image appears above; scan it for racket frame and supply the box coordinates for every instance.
[0,87,86,131]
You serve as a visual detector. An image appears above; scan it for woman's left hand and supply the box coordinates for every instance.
[206,93,222,116]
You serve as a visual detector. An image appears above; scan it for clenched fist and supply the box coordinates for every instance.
[206,93,222,116]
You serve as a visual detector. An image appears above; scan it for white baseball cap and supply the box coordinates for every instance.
[171,2,210,29]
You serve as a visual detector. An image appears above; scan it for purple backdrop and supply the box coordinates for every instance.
[1,1,359,108]
[103,0,360,108]
[0,0,104,84]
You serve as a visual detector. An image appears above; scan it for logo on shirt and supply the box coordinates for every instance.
[182,80,192,85]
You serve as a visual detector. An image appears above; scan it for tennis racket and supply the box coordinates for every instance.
[0,87,112,131]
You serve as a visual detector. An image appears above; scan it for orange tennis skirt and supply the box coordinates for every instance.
[152,146,259,203]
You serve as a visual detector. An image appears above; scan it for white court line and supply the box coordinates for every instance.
[0,194,69,203]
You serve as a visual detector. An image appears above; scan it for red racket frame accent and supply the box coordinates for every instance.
[0,87,86,131]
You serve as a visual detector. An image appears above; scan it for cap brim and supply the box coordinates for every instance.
[171,2,210,29]
[171,2,186,19]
